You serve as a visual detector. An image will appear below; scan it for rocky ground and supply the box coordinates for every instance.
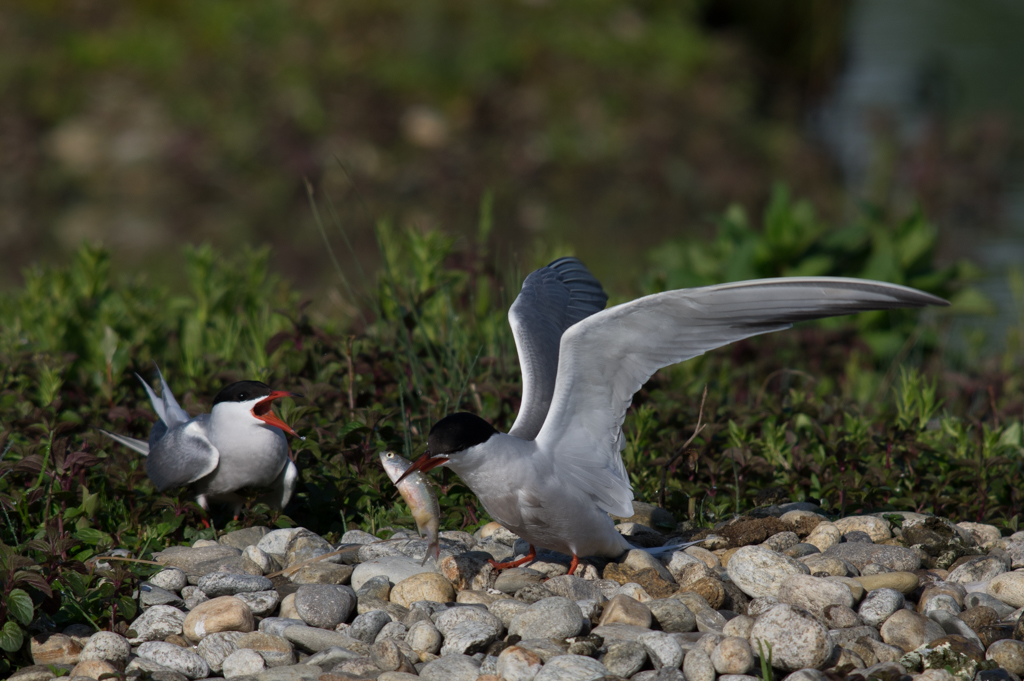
[15,502,1024,681]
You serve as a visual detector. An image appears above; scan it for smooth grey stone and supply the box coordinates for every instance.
[341,530,380,545]
[196,631,245,672]
[474,539,515,563]
[822,544,921,571]
[181,586,209,610]
[649,599,696,633]
[303,646,364,669]
[842,531,874,543]
[857,588,905,627]
[828,625,882,646]
[356,575,392,601]
[947,555,1008,584]
[435,605,504,641]
[440,619,502,657]
[236,590,281,617]
[255,664,323,681]
[294,584,355,629]
[349,610,393,644]
[543,575,607,602]
[351,556,441,591]
[514,584,555,605]
[375,621,407,643]
[258,618,306,638]
[638,631,683,669]
[493,568,545,594]
[197,573,274,597]
[488,599,529,628]
[419,654,481,681]
[282,625,369,655]
[599,640,647,677]
[150,568,189,593]
[785,544,821,559]
[285,530,338,568]
[127,604,187,644]
[533,654,608,681]
[965,591,1017,617]
[137,641,211,679]
[590,623,655,642]
[257,529,305,557]
[370,639,416,672]
[141,584,186,608]
[153,545,242,575]
[516,638,570,662]
[220,527,271,551]
[406,620,442,655]
[80,631,131,664]
[509,597,583,639]
[683,648,716,681]
[222,648,267,677]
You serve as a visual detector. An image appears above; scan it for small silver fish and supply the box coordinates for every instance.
[380,450,441,564]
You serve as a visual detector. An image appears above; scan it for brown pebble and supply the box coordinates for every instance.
[958,605,998,632]
[602,564,676,599]
[164,634,191,648]
[978,624,1014,648]
[679,577,725,610]
[927,635,984,662]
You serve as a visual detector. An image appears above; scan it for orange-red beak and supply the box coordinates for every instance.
[395,450,448,483]
[252,390,304,439]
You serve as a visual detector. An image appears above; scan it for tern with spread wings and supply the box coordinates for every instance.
[101,369,304,516]
[400,257,949,575]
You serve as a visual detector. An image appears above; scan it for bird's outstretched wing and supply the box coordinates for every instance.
[136,365,190,428]
[99,430,150,456]
[535,277,949,517]
[508,257,608,440]
[145,414,219,492]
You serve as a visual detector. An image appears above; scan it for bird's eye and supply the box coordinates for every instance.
[386,452,394,458]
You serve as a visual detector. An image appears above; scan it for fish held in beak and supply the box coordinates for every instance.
[395,450,448,484]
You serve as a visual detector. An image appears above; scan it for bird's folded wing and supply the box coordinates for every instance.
[99,429,150,456]
[508,257,608,440]
[535,277,949,517]
[145,415,219,492]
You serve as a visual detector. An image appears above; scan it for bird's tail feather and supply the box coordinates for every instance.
[99,429,150,456]
[633,539,706,558]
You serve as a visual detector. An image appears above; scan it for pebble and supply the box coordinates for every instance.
[257,664,322,681]
[390,572,456,607]
[489,598,530,627]
[137,641,211,679]
[349,610,393,643]
[196,630,246,672]
[222,648,267,677]
[624,549,677,583]
[833,516,892,542]
[852,571,919,594]
[406,620,443,655]
[948,555,1007,584]
[141,583,185,608]
[79,631,130,664]
[183,596,254,642]
[290,562,353,584]
[638,631,684,669]
[599,594,652,628]
[858,588,905,626]
[435,605,505,655]
[821,603,862,629]
[710,636,754,675]
[236,631,295,667]
[683,648,717,681]
[220,526,270,550]
[284,529,336,566]
[509,597,584,639]
[533,654,609,681]
[154,544,242,574]
[649,598,696,632]
[150,568,189,592]
[494,568,546,594]
[182,585,209,610]
[419,653,482,681]
[352,556,441,591]
[371,638,416,672]
[235,589,281,617]
[777,574,854,615]
[747,604,833,671]
[990,573,1024,607]
[726,546,808,598]
[823,543,920,572]
[128,604,187,643]
[69,658,118,679]
[294,584,354,628]
[804,522,842,552]
[197,573,274,597]
[600,640,648,677]
[544,575,606,602]
[878,608,944,651]
[988,640,1024,676]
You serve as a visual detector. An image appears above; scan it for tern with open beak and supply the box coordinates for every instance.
[399,257,949,575]
[102,368,304,517]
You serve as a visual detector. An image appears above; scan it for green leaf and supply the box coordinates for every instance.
[7,588,34,627]
[74,528,113,546]
[0,621,23,652]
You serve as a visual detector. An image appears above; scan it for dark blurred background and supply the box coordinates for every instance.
[2,0,1023,307]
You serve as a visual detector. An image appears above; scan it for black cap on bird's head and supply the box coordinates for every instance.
[397,412,497,482]
[213,380,305,439]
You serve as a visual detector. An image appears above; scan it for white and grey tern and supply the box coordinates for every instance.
[399,257,949,575]
[101,368,304,517]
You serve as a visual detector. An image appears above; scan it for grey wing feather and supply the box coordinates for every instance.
[99,429,150,456]
[155,365,190,426]
[508,257,608,440]
[537,276,949,517]
[145,414,220,492]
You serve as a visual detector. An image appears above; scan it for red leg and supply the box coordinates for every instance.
[200,518,211,529]
[489,544,537,571]
[568,554,579,576]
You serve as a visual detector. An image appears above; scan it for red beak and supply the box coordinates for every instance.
[395,450,448,483]
[252,390,304,439]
